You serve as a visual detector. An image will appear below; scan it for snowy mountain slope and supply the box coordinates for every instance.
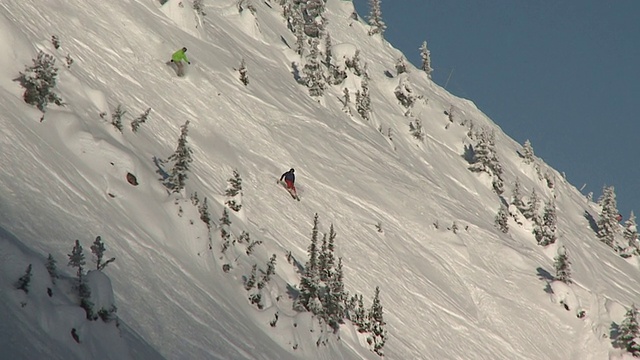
[1,0,640,359]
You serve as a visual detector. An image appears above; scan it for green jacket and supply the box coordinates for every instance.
[171,49,189,63]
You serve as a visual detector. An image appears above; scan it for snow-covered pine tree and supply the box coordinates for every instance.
[615,305,640,356]
[166,120,193,194]
[419,40,433,79]
[356,68,372,120]
[395,56,408,75]
[219,209,232,253]
[295,213,321,313]
[131,107,151,133]
[326,257,346,331]
[46,253,58,284]
[539,200,558,246]
[623,211,639,256]
[468,130,493,174]
[553,246,572,284]
[341,88,351,113]
[238,58,249,86]
[597,185,620,248]
[318,224,336,283]
[111,104,126,132]
[409,118,424,141]
[511,178,526,213]
[302,37,325,97]
[522,189,540,221]
[293,7,305,55]
[301,0,326,37]
[522,139,535,164]
[15,264,33,294]
[394,75,415,108]
[198,197,212,229]
[495,205,509,234]
[68,239,86,278]
[225,170,243,212]
[367,0,386,37]
[193,0,206,17]
[18,50,64,120]
[90,236,116,270]
[345,50,363,77]
[367,286,387,356]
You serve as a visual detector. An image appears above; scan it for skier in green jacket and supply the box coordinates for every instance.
[170,47,190,77]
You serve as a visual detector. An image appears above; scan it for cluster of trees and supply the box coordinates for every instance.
[294,214,387,355]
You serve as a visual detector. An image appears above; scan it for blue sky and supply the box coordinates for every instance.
[352,0,640,218]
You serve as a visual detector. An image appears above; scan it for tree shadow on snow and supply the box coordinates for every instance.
[462,144,475,164]
[291,62,303,84]
[286,283,299,302]
[383,70,394,78]
[536,267,554,294]
[610,322,621,347]
[584,210,599,234]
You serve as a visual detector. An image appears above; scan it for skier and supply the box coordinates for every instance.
[170,47,191,77]
[279,168,297,198]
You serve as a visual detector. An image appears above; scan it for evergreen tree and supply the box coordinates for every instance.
[394,76,415,108]
[238,58,249,86]
[615,305,640,356]
[539,200,558,246]
[220,209,232,253]
[367,286,387,356]
[199,197,212,229]
[395,56,408,75]
[419,40,433,79]
[131,107,151,132]
[46,253,58,284]
[262,254,277,284]
[167,121,193,193]
[553,246,572,284]
[293,7,305,55]
[18,50,64,119]
[78,277,94,320]
[522,189,540,221]
[302,37,325,97]
[326,257,346,331]
[367,0,386,36]
[90,236,116,270]
[193,0,206,16]
[111,104,126,132]
[597,185,620,248]
[511,178,526,213]
[356,68,371,120]
[323,32,333,68]
[522,139,535,164]
[469,130,502,183]
[15,264,33,294]
[495,205,509,233]
[225,170,243,211]
[68,239,86,278]
[409,118,424,141]
[354,294,367,332]
[296,213,321,313]
[318,224,336,282]
[623,211,639,255]
[345,50,363,77]
[301,0,326,37]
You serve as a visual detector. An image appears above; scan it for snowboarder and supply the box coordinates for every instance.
[279,168,297,198]
[170,47,191,77]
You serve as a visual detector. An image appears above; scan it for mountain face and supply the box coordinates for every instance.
[1,0,639,359]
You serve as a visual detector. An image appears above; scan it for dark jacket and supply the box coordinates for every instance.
[280,170,295,183]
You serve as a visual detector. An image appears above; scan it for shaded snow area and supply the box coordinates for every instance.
[1,0,640,359]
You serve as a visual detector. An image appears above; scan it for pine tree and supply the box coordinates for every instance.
[46,253,59,284]
[597,185,620,248]
[615,305,640,356]
[318,224,336,282]
[409,118,424,141]
[296,213,321,313]
[419,40,433,79]
[199,197,212,229]
[354,294,367,332]
[18,50,64,119]
[495,205,509,233]
[522,139,535,164]
[15,264,33,294]
[220,209,232,253]
[238,58,249,86]
[293,7,305,55]
[303,37,325,97]
[356,68,371,120]
[538,200,558,246]
[90,236,116,270]
[167,120,193,193]
[553,246,572,284]
[522,189,540,221]
[511,178,526,212]
[131,107,151,132]
[326,257,346,331]
[367,286,387,356]
[111,104,126,132]
[623,211,639,255]
[367,0,386,37]
[394,76,415,108]
[395,57,408,75]
[68,239,86,278]
[301,0,326,37]
[225,170,243,211]
[469,130,501,177]
[78,277,94,320]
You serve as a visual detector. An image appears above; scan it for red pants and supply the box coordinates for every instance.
[285,179,296,194]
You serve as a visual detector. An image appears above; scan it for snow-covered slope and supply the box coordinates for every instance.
[1,0,639,359]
